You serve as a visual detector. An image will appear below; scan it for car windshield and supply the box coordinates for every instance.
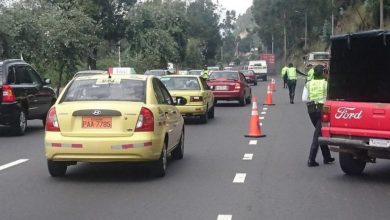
[189,70,202,75]
[160,77,200,90]
[62,78,146,102]
[145,70,166,76]
[209,72,238,80]
[241,70,254,76]
[329,32,390,103]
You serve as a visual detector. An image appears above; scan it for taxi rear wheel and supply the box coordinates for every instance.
[172,130,184,160]
[153,143,167,177]
[47,160,67,177]
[200,106,208,123]
[208,106,215,119]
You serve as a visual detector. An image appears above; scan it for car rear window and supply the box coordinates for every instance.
[241,70,254,76]
[329,32,390,103]
[209,72,238,80]
[62,78,146,102]
[160,77,200,90]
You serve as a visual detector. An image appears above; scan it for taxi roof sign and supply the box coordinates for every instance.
[108,67,137,75]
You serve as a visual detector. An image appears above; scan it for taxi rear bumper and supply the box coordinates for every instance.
[176,104,207,116]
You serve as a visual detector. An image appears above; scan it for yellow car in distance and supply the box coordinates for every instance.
[44,74,185,177]
[160,75,214,123]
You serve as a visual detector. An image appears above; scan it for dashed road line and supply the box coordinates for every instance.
[243,154,254,160]
[249,140,257,145]
[217,215,232,220]
[0,159,29,171]
[259,116,265,120]
[261,111,267,115]
[233,173,246,183]
[263,107,268,111]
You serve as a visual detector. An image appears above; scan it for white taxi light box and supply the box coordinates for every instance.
[112,67,133,75]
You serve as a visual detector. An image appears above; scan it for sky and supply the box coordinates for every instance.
[213,0,253,16]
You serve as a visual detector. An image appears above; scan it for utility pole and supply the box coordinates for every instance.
[304,11,308,50]
[331,0,334,36]
[271,34,274,54]
[380,0,384,29]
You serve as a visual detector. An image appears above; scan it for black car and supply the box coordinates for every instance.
[0,59,56,135]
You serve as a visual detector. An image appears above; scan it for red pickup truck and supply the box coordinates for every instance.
[319,30,390,175]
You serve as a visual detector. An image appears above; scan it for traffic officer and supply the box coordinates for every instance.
[306,64,314,82]
[281,65,288,88]
[201,65,209,80]
[286,63,305,104]
[302,64,334,167]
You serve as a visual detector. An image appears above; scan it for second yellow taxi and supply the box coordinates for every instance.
[160,75,215,123]
[44,73,185,178]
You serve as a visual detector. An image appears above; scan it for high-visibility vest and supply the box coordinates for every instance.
[306,68,314,81]
[281,66,288,77]
[287,67,297,80]
[307,79,327,104]
[201,70,209,79]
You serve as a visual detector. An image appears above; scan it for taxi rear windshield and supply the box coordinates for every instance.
[329,31,390,103]
[161,77,200,90]
[62,78,146,102]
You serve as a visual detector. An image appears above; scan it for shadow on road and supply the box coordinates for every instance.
[0,123,44,137]
[331,162,390,184]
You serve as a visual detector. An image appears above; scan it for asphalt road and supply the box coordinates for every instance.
[1,77,390,220]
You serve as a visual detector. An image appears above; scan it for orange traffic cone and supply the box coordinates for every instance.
[271,78,276,92]
[245,97,266,138]
[264,84,275,106]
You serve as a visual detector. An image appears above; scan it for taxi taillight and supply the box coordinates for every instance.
[46,107,61,132]
[190,96,203,102]
[2,85,16,103]
[135,107,154,132]
[322,104,331,124]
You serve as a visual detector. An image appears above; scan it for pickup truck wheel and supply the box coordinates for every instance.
[153,143,167,177]
[208,106,215,119]
[172,130,184,160]
[11,110,27,136]
[339,152,366,175]
[47,160,67,177]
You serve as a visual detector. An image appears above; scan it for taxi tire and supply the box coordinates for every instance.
[47,160,67,177]
[200,110,208,123]
[153,143,167,177]
[11,110,27,136]
[208,106,215,119]
[172,130,184,160]
[339,152,366,175]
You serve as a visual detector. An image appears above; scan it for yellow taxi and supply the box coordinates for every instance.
[44,74,185,177]
[160,75,214,123]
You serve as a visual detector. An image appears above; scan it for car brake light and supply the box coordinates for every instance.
[2,85,16,103]
[234,83,241,90]
[46,107,60,132]
[322,104,331,123]
[135,107,154,132]
[190,96,203,102]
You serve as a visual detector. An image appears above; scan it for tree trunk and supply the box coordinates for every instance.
[87,47,97,70]
[56,65,64,97]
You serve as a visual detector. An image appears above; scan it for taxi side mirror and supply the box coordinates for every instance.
[174,97,187,106]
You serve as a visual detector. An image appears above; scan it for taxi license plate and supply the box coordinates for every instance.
[369,138,390,148]
[215,86,228,90]
[82,116,112,129]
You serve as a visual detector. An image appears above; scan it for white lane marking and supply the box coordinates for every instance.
[233,173,246,183]
[243,154,254,160]
[260,123,263,126]
[259,116,265,120]
[263,107,268,111]
[261,112,267,115]
[249,140,257,145]
[0,159,29,171]
[217,215,232,220]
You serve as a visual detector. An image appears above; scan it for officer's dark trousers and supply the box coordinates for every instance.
[308,111,332,162]
[287,79,297,102]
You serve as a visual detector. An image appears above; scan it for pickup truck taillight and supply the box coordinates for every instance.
[322,104,331,126]
[135,107,154,132]
[2,85,16,103]
[46,107,61,132]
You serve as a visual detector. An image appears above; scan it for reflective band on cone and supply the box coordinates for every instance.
[271,78,276,92]
[245,97,266,138]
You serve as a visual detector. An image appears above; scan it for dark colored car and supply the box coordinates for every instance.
[0,59,56,135]
[240,70,257,86]
[319,30,390,175]
[207,71,252,106]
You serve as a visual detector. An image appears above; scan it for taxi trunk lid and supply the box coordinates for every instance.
[56,102,143,137]
[169,90,205,105]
